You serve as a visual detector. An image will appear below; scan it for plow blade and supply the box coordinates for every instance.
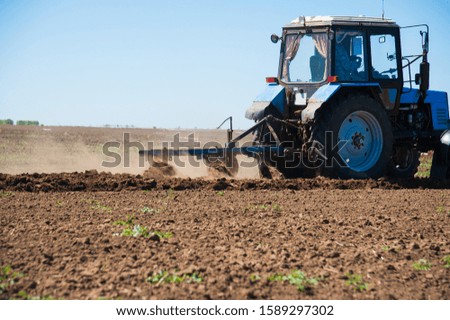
[138,145,284,158]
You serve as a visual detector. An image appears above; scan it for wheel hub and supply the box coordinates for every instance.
[351,132,365,150]
[338,111,383,172]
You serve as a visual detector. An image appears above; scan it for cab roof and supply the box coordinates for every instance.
[285,16,398,28]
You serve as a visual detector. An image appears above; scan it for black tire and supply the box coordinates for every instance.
[311,95,393,179]
[387,146,420,178]
[430,144,450,181]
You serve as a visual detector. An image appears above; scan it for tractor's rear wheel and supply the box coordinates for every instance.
[387,146,420,178]
[311,95,393,179]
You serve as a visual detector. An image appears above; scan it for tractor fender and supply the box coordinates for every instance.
[245,84,285,120]
[301,83,382,123]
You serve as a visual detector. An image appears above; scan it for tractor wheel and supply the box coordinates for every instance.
[311,95,393,179]
[430,143,450,181]
[387,146,420,178]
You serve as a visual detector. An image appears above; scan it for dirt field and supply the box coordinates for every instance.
[0,125,449,300]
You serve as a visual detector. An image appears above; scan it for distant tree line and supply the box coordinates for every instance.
[0,119,40,126]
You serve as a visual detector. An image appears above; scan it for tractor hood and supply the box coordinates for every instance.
[245,84,286,120]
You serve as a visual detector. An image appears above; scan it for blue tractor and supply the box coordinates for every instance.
[142,16,450,180]
[244,16,450,179]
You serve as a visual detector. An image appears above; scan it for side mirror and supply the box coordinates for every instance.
[415,73,421,85]
[270,34,280,44]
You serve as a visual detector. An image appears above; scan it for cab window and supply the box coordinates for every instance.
[335,30,367,81]
[370,34,398,80]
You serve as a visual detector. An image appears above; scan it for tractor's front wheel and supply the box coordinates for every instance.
[311,95,393,179]
[387,146,420,178]
[430,139,450,181]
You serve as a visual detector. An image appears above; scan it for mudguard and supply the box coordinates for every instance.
[245,84,285,120]
[301,83,382,123]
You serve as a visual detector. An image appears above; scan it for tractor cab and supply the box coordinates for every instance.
[273,16,404,116]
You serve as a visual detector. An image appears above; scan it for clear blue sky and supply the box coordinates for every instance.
[1,0,449,129]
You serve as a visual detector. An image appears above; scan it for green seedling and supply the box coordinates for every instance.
[442,256,450,268]
[89,199,112,213]
[121,225,150,237]
[216,191,225,196]
[381,245,390,252]
[412,259,432,271]
[166,188,175,200]
[249,274,261,284]
[147,271,203,285]
[0,191,14,198]
[120,225,172,240]
[0,265,24,294]
[141,206,159,214]
[55,200,64,207]
[17,291,54,300]
[152,231,173,239]
[268,270,318,292]
[272,204,282,212]
[345,273,369,291]
[113,214,135,226]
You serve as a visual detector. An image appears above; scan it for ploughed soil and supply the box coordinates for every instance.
[1,172,449,300]
[0,126,449,299]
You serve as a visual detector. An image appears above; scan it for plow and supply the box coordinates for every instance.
[141,15,450,180]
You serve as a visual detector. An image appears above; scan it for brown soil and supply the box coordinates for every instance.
[0,172,449,300]
[0,126,449,300]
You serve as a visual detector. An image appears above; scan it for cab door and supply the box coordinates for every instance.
[368,28,403,112]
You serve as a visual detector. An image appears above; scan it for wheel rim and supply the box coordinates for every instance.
[337,110,383,172]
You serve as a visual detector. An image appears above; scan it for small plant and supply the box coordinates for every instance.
[141,206,159,214]
[345,273,369,291]
[166,188,175,200]
[119,224,173,240]
[17,291,54,300]
[147,271,203,285]
[0,191,14,198]
[216,191,225,196]
[249,274,261,284]
[0,265,24,294]
[442,255,450,268]
[113,214,135,226]
[381,245,390,252]
[272,204,282,212]
[89,199,112,213]
[268,270,318,292]
[55,200,64,207]
[121,225,150,237]
[412,259,432,271]
[152,231,173,239]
